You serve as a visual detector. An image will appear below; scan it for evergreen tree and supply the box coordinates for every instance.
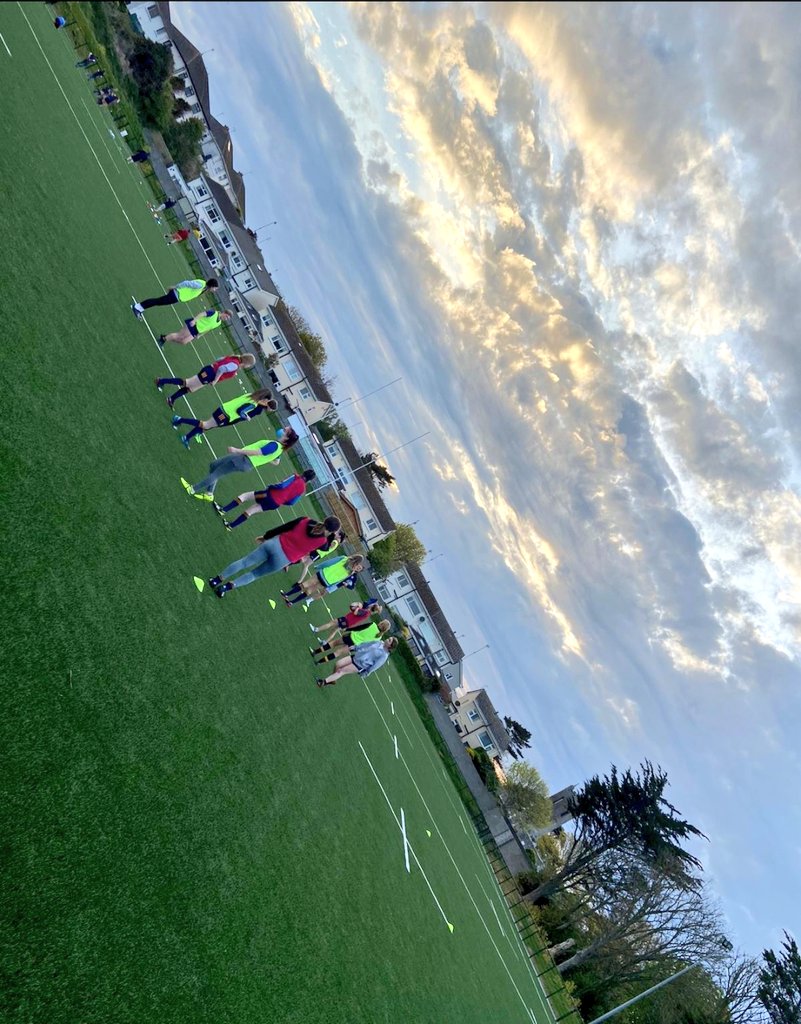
[758,932,801,1024]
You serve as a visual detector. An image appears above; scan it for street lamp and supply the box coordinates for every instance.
[253,221,278,233]
[463,644,490,660]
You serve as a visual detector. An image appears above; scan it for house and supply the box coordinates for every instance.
[449,688,510,759]
[128,2,244,211]
[376,563,464,684]
[322,434,397,546]
[191,178,279,310]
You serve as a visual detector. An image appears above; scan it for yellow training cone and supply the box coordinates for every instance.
[193,577,205,592]
[426,830,432,838]
[268,599,277,610]
[447,923,454,933]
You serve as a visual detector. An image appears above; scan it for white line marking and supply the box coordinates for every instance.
[400,808,410,873]
[390,700,394,715]
[0,31,12,56]
[358,742,451,929]
[393,734,399,759]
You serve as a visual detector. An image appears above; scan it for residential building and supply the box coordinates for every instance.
[128,2,244,212]
[377,563,464,683]
[449,688,510,759]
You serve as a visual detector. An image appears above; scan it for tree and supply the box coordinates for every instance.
[298,330,327,369]
[501,761,552,831]
[316,415,351,444]
[163,118,205,175]
[172,97,192,117]
[127,37,174,127]
[525,762,706,905]
[759,932,801,1024]
[504,716,532,759]
[368,525,426,579]
[360,451,396,490]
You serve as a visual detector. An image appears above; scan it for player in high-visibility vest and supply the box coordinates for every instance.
[281,554,364,606]
[181,428,300,501]
[132,278,218,319]
[315,636,398,687]
[310,619,392,666]
[156,353,256,408]
[309,599,383,645]
[171,388,276,449]
[158,308,232,347]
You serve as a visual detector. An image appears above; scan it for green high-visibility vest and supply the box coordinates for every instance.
[221,394,257,421]
[195,310,221,334]
[350,622,381,645]
[318,557,351,587]
[175,280,206,302]
[245,439,281,468]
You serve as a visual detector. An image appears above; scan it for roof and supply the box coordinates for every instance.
[333,435,397,534]
[204,179,278,298]
[404,563,464,663]
[463,689,510,753]
[158,4,245,216]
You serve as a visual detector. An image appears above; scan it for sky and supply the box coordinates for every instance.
[173,2,801,954]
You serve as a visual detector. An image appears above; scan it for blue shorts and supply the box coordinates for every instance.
[198,364,217,385]
[253,490,280,511]
[184,318,200,338]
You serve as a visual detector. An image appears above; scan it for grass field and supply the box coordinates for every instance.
[0,6,558,1022]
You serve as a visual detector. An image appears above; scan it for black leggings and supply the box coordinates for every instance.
[140,290,178,309]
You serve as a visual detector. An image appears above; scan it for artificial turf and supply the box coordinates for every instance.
[0,6,554,1022]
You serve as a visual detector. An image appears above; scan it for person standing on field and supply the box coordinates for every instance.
[155,352,256,408]
[158,308,232,347]
[131,278,218,320]
[180,429,300,501]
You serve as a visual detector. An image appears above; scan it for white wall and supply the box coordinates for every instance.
[323,441,389,544]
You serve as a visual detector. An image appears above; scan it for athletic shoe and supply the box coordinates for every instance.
[131,303,144,320]
[195,434,203,445]
[212,501,223,515]
[215,582,232,599]
[180,477,193,494]
[171,415,181,429]
[222,520,232,532]
[180,434,191,449]
[166,396,175,409]
[154,378,164,391]
[316,678,333,688]
[195,492,213,502]
[208,576,222,589]
[309,624,318,633]
[158,334,166,347]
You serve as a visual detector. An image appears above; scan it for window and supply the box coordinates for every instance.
[184,86,195,97]
[196,185,208,198]
[468,708,481,723]
[218,232,231,248]
[407,597,422,617]
[397,573,411,589]
[261,313,273,326]
[284,357,301,382]
[434,649,449,665]
[478,731,494,752]
[444,672,453,682]
[206,206,220,223]
[350,491,366,510]
[272,335,286,354]
[147,4,159,17]
[190,102,202,114]
[336,467,350,486]
[242,276,255,290]
[231,253,243,268]
[364,517,377,532]
[377,585,391,601]
[157,27,169,39]
[298,386,311,401]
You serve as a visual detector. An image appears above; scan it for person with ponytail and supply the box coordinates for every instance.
[181,427,299,501]
[315,637,398,687]
[281,554,364,605]
[208,516,341,597]
[171,388,276,448]
[156,352,256,408]
[310,619,392,665]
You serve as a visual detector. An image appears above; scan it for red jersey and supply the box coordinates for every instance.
[210,355,243,383]
[344,607,372,629]
[279,518,329,563]
[269,474,307,506]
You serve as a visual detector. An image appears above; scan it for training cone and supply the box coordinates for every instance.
[268,599,277,610]
[447,923,455,933]
[426,830,432,838]
[303,605,308,613]
[193,576,205,592]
